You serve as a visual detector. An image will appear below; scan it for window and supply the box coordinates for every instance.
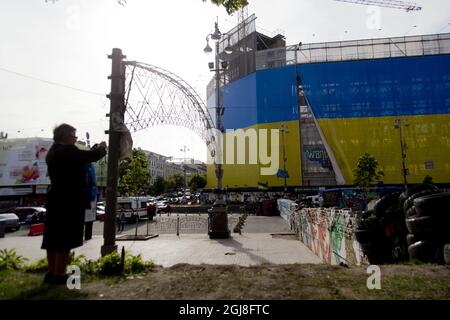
[117,202,132,210]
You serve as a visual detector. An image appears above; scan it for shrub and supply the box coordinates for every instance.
[125,254,154,274]
[80,260,98,275]
[7,248,154,277]
[23,258,48,273]
[68,251,86,266]
[0,249,28,271]
[97,251,123,275]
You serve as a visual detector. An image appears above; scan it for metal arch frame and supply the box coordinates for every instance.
[123,61,216,148]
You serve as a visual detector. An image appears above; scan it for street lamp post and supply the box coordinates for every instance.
[394,118,409,190]
[280,124,289,193]
[180,145,189,198]
[204,21,232,194]
[204,19,232,239]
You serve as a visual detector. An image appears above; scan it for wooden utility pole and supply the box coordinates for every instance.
[101,48,126,257]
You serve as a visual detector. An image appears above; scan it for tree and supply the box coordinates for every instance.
[152,176,167,195]
[118,149,150,196]
[46,1,249,14]
[167,174,185,191]
[353,153,384,207]
[204,0,249,14]
[189,174,207,192]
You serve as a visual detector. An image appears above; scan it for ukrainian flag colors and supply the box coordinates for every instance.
[206,53,450,187]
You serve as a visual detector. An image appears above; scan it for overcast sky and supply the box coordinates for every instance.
[0,0,449,162]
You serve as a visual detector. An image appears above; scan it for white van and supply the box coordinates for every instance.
[306,195,321,206]
[116,196,152,220]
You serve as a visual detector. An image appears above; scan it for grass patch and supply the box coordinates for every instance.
[1,248,449,300]
[1,248,156,300]
[0,269,86,300]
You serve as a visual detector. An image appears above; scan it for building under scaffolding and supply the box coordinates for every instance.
[206,16,450,190]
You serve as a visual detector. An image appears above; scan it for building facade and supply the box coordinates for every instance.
[206,16,450,189]
[143,151,206,185]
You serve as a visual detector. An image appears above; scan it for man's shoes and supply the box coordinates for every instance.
[43,272,53,284]
[50,274,69,285]
[44,272,69,286]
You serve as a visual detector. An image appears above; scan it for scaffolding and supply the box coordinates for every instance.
[256,33,450,70]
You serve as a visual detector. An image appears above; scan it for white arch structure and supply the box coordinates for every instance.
[123,61,217,158]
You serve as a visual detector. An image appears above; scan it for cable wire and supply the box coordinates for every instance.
[0,66,105,97]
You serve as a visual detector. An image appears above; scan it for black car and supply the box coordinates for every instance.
[13,207,46,222]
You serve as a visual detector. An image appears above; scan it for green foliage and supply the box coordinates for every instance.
[24,252,87,273]
[0,269,74,300]
[0,249,28,271]
[204,0,248,14]
[189,174,207,192]
[119,148,151,196]
[4,248,154,277]
[78,260,97,275]
[95,251,154,276]
[125,254,154,274]
[152,176,167,195]
[23,258,48,273]
[353,153,384,192]
[356,209,379,231]
[68,251,86,266]
[167,174,185,191]
[97,251,123,275]
[364,210,378,228]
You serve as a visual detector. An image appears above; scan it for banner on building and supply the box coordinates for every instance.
[0,138,53,187]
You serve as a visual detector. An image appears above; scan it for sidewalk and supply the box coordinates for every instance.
[0,217,323,267]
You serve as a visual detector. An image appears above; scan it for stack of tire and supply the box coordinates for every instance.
[374,191,409,263]
[403,186,450,264]
[355,191,408,264]
[355,209,386,264]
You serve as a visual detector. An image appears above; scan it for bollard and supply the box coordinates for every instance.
[120,246,125,273]
[176,216,180,236]
[134,214,139,237]
[0,221,5,238]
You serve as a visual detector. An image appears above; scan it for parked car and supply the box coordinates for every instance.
[0,213,20,231]
[155,201,172,213]
[96,204,106,220]
[13,207,46,222]
[25,210,46,225]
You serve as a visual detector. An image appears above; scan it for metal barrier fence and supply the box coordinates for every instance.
[145,214,240,235]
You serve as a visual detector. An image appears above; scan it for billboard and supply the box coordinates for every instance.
[0,138,53,187]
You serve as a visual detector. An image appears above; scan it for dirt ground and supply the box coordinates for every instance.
[78,263,450,300]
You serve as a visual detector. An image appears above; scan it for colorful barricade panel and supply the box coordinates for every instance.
[277,200,367,266]
[295,208,367,266]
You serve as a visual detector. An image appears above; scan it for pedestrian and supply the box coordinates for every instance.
[41,123,107,285]
[146,202,156,221]
[117,210,126,233]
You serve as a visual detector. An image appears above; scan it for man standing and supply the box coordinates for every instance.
[42,124,107,285]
